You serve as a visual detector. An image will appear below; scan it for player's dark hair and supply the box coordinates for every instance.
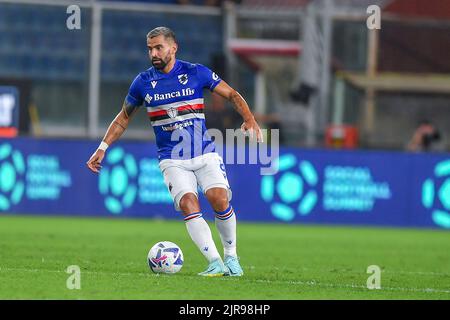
[147,27,177,43]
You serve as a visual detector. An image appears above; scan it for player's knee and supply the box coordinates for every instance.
[206,188,229,212]
[179,193,200,215]
[211,195,229,212]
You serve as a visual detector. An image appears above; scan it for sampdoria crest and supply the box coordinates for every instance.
[178,74,188,85]
[167,107,178,118]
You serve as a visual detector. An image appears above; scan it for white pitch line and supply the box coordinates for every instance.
[0,267,149,277]
[384,270,450,277]
[247,279,450,294]
[265,266,450,277]
[1,267,449,295]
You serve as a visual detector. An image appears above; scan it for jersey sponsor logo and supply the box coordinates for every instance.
[212,72,219,81]
[151,81,157,88]
[161,120,194,131]
[178,74,188,85]
[144,93,152,104]
[153,88,195,101]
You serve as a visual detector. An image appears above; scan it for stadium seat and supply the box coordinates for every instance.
[0,4,222,81]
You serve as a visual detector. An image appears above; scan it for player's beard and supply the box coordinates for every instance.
[152,55,171,70]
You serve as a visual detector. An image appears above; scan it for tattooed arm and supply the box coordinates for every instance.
[86,101,138,173]
[213,81,263,142]
[103,101,139,145]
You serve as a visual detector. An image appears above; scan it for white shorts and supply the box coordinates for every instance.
[159,152,232,211]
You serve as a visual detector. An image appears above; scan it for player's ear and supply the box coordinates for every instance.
[172,42,178,55]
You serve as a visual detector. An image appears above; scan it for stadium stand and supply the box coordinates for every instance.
[0,3,222,82]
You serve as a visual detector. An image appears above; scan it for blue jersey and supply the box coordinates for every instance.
[125,59,222,161]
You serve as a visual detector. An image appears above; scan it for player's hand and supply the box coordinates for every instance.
[86,149,105,174]
[241,117,264,143]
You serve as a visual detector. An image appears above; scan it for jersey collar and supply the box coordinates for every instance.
[153,59,182,79]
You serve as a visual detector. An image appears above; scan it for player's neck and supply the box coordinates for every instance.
[160,58,177,74]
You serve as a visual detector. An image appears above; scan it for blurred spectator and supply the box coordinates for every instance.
[407,120,443,152]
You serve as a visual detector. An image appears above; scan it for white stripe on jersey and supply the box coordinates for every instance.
[146,98,204,112]
[151,113,205,126]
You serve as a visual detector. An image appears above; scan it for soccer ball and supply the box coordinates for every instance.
[147,241,184,274]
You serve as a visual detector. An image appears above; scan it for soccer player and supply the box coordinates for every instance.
[86,26,263,277]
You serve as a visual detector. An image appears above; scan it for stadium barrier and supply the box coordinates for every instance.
[0,137,449,230]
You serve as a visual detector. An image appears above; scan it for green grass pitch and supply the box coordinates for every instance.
[0,215,449,299]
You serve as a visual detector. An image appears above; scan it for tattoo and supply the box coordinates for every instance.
[230,91,246,114]
[122,100,139,119]
[113,120,126,130]
[230,90,253,120]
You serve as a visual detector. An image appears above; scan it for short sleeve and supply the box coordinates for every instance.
[125,74,144,107]
[196,64,222,91]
